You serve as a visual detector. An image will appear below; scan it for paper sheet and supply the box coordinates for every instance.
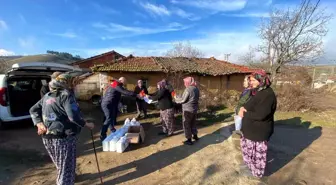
[144,96,153,104]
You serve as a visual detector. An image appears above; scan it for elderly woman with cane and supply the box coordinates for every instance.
[238,70,277,178]
[30,73,94,185]
[175,77,200,145]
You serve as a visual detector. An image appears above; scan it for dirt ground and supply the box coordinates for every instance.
[0,102,335,185]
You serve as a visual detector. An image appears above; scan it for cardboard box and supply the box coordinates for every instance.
[125,133,140,144]
[127,125,145,144]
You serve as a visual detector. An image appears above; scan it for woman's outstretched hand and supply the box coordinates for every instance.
[238,107,247,117]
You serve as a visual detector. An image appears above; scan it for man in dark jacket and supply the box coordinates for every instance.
[134,80,148,119]
[100,77,139,141]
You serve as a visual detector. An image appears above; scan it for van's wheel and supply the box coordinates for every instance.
[91,95,101,106]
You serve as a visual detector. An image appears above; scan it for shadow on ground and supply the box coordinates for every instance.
[265,117,322,180]
[78,102,233,156]
[76,124,233,184]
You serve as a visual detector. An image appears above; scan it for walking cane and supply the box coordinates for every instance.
[90,130,104,184]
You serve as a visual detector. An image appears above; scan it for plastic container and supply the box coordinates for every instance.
[131,118,140,126]
[116,136,129,153]
[102,131,118,151]
[102,140,110,152]
[234,115,242,131]
[109,137,120,152]
[124,118,131,126]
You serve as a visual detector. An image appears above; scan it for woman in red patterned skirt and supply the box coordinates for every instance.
[238,70,277,178]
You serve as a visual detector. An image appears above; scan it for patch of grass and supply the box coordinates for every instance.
[275,111,336,128]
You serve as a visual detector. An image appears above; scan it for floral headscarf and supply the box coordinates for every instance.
[183,77,197,87]
[250,70,271,95]
[49,73,73,91]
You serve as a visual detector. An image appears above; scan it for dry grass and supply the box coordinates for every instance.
[275,84,336,112]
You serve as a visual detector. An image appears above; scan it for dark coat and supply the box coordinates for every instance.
[102,80,136,106]
[241,87,277,141]
[30,89,86,138]
[134,85,148,101]
[150,88,174,111]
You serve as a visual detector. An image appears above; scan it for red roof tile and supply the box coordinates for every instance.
[91,56,258,76]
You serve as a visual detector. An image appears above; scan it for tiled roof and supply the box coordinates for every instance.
[73,50,124,65]
[91,56,258,76]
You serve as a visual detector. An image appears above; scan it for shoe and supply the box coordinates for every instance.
[193,135,199,141]
[239,164,249,170]
[183,139,193,145]
[158,132,167,136]
[167,133,175,137]
[110,128,116,133]
[240,167,253,177]
[100,135,106,142]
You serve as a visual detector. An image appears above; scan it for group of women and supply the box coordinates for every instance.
[100,76,200,145]
[149,77,200,145]
[29,70,276,184]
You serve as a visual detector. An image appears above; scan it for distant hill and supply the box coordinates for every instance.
[0,56,23,61]
[0,54,77,73]
[6,54,76,64]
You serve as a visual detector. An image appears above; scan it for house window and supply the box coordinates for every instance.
[141,79,148,88]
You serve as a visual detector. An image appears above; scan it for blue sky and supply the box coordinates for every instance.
[0,0,335,63]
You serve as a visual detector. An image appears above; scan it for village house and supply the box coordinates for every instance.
[74,54,258,104]
[72,50,124,68]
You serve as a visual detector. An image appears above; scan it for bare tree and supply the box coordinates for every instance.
[239,46,259,65]
[165,41,204,58]
[257,0,332,80]
[239,46,271,71]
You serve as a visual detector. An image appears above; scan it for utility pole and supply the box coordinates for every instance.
[311,67,316,89]
[223,53,231,61]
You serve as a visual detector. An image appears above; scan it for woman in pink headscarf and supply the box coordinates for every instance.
[238,70,277,178]
[175,77,200,145]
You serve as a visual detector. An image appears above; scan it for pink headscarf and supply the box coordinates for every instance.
[250,70,271,96]
[183,77,197,87]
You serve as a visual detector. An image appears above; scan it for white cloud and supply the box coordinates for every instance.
[173,8,201,20]
[92,22,192,39]
[222,12,270,18]
[91,2,119,14]
[49,31,78,38]
[0,20,8,30]
[71,45,169,58]
[0,49,15,56]
[18,37,36,49]
[171,0,247,12]
[136,1,200,20]
[139,2,171,16]
[73,30,260,62]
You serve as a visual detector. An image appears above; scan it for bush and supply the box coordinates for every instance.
[275,85,315,112]
[274,84,333,112]
[198,87,240,112]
